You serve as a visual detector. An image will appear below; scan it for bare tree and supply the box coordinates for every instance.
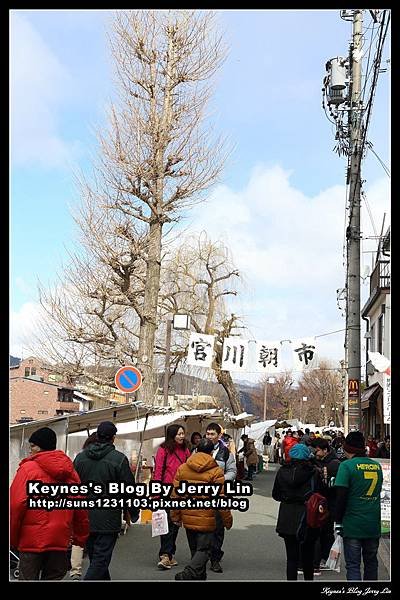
[251,372,295,420]
[297,360,343,426]
[80,10,228,401]
[160,232,243,414]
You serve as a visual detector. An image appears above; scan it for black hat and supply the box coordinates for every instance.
[97,421,117,440]
[343,431,365,454]
[29,427,57,451]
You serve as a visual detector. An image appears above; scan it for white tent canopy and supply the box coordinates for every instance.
[244,420,277,454]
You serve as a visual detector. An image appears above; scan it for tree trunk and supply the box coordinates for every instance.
[214,365,242,415]
[137,220,162,403]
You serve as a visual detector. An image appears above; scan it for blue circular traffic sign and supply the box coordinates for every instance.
[115,365,142,393]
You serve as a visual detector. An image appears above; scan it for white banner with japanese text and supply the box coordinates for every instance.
[254,340,282,373]
[221,338,249,372]
[291,337,318,371]
[186,333,215,368]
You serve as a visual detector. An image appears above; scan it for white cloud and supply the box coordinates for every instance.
[10,302,42,357]
[189,165,390,373]
[10,13,75,169]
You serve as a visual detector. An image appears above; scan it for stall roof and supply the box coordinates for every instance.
[9,402,172,436]
[10,404,255,438]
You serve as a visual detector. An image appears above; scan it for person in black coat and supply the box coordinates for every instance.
[73,421,140,580]
[312,438,340,570]
[272,443,324,580]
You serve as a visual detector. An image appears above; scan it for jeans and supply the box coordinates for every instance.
[84,533,118,580]
[210,511,225,562]
[343,537,380,581]
[159,510,180,559]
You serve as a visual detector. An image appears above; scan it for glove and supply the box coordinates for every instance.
[334,522,343,537]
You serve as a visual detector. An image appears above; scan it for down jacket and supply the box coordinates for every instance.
[10,450,89,552]
[170,452,233,532]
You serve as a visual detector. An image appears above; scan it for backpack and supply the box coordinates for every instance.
[305,474,329,528]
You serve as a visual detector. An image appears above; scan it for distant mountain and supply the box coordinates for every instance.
[10,355,21,367]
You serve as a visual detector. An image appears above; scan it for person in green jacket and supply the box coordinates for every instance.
[73,421,140,580]
[334,431,383,581]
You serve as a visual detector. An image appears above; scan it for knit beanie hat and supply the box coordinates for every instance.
[289,443,311,461]
[343,431,366,455]
[28,427,57,451]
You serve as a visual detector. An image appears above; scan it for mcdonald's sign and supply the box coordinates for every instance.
[348,379,359,398]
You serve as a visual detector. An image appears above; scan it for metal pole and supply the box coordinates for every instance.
[346,9,363,431]
[163,319,173,407]
[263,381,267,421]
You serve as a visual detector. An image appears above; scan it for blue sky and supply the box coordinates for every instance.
[10,9,390,374]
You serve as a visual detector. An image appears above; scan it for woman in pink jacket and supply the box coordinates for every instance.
[153,423,190,570]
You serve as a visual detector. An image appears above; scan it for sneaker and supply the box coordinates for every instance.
[169,556,178,567]
[158,554,172,570]
[210,560,223,573]
[70,575,81,581]
[297,569,303,575]
[314,570,321,576]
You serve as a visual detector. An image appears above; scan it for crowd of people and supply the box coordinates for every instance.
[272,427,387,581]
[9,421,389,582]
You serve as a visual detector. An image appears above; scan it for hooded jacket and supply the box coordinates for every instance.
[170,452,233,532]
[73,442,139,532]
[272,460,323,536]
[10,450,89,552]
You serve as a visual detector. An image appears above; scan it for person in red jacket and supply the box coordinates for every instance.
[152,423,191,570]
[281,430,299,463]
[10,427,89,580]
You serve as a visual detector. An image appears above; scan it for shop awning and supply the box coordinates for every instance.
[361,382,382,410]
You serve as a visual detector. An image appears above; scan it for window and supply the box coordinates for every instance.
[43,390,49,395]
[378,313,384,354]
[25,367,30,377]
[20,410,26,414]
[37,410,48,415]
[31,367,36,376]
[370,323,376,353]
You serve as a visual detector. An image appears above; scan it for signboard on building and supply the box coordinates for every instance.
[377,458,390,533]
[383,373,391,424]
[348,379,359,398]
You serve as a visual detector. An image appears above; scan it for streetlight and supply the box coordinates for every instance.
[163,314,191,407]
[300,396,307,423]
[320,404,325,427]
[263,377,275,421]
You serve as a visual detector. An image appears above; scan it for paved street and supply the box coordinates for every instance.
[71,464,390,582]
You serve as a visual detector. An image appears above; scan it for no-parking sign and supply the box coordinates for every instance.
[114,365,142,393]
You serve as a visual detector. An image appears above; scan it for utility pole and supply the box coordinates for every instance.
[323,11,364,432]
[346,9,363,431]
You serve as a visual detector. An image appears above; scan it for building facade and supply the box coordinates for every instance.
[361,227,390,439]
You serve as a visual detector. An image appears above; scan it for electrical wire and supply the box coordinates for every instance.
[365,141,391,177]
